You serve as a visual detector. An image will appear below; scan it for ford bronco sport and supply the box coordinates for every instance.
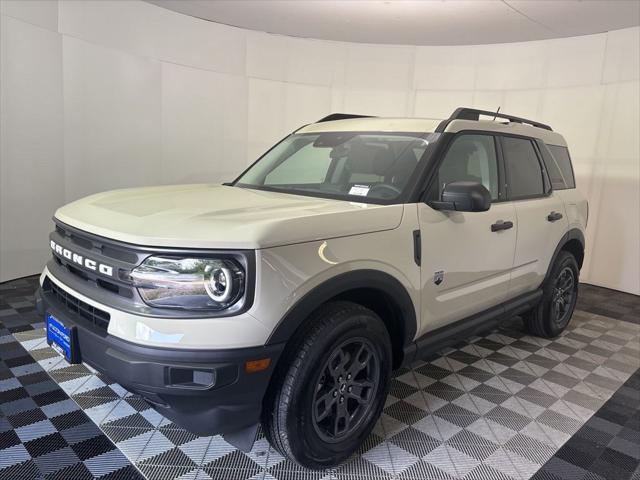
[36,108,587,468]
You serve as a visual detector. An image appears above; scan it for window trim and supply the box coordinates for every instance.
[421,131,506,204]
[498,134,552,202]
[532,141,553,194]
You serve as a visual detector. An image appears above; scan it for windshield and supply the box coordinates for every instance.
[235,132,430,202]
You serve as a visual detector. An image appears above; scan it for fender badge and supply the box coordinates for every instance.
[434,270,444,286]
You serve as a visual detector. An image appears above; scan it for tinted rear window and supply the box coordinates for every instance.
[502,137,545,199]
[545,145,576,189]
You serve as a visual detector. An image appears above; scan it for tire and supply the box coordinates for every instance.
[261,301,392,469]
[525,251,579,338]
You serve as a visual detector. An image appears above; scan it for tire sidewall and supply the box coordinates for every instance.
[287,311,391,467]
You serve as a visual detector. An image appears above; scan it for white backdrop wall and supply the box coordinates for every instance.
[1,0,638,294]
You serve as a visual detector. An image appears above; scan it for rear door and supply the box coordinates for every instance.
[417,133,517,334]
[500,136,568,299]
[540,142,588,232]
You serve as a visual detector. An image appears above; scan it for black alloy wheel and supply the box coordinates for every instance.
[312,338,380,442]
[551,266,576,328]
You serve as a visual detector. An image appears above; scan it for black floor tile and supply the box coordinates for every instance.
[24,432,69,457]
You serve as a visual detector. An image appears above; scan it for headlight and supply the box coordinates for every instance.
[129,256,245,311]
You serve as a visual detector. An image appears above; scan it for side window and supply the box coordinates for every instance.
[502,137,545,199]
[539,146,566,190]
[265,143,331,185]
[430,134,499,201]
[546,145,576,189]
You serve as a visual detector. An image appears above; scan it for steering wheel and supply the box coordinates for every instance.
[368,183,402,198]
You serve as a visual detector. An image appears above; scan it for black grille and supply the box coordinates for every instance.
[55,223,139,264]
[43,277,111,331]
[51,222,138,299]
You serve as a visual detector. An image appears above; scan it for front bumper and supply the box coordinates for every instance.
[35,284,284,437]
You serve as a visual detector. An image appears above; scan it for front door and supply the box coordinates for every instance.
[418,133,517,335]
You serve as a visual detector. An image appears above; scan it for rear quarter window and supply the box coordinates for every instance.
[502,136,546,199]
[544,144,576,189]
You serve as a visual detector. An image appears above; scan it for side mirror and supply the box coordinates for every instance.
[430,181,491,212]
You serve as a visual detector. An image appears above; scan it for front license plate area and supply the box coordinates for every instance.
[46,313,79,364]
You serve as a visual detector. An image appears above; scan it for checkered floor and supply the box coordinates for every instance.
[533,369,640,480]
[0,278,142,480]
[1,277,639,480]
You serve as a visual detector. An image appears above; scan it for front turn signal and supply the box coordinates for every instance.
[245,358,271,373]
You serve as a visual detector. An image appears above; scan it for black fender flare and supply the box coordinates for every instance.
[266,269,417,349]
[544,228,585,284]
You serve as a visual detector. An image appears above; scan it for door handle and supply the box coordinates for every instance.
[491,220,513,232]
[547,211,563,222]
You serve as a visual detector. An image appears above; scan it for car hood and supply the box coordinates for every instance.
[54,184,404,249]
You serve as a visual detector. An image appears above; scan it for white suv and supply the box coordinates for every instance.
[36,108,587,468]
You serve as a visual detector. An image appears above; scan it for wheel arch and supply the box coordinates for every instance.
[545,228,585,284]
[266,270,417,370]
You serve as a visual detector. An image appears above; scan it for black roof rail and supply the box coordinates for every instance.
[438,107,552,131]
[316,113,375,123]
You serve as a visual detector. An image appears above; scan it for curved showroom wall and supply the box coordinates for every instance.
[1,0,639,294]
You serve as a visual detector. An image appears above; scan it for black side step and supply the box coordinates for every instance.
[403,289,542,366]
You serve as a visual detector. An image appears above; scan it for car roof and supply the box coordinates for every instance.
[297,117,442,135]
[296,114,567,147]
[445,119,567,147]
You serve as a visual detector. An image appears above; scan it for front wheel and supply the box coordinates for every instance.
[262,301,392,469]
[525,251,579,338]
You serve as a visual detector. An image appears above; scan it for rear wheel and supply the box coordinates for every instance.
[525,251,579,338]
[262,301,392,469]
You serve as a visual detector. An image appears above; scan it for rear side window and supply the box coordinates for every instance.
[545,145,576,189]
[502,137,545,199]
